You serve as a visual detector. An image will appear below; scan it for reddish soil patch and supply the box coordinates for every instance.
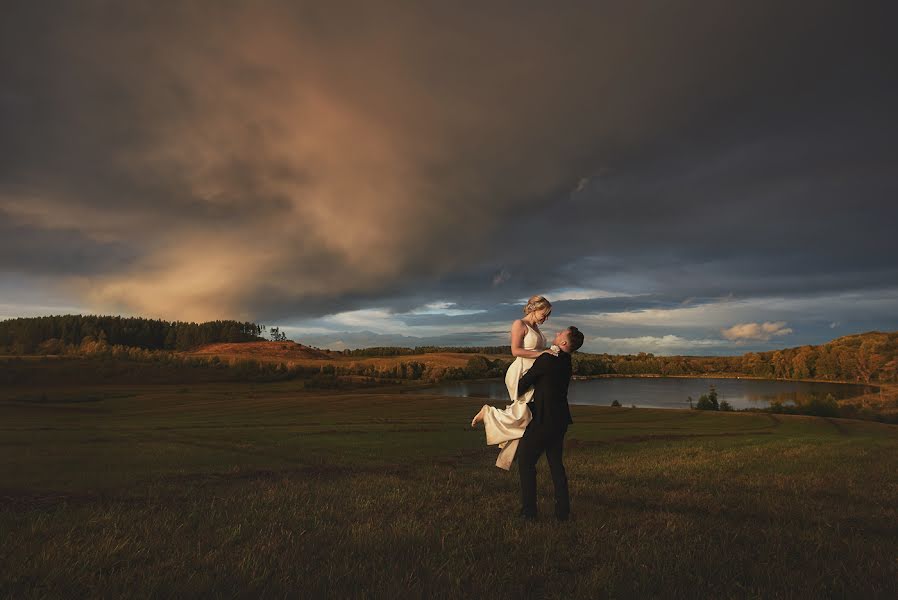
[186,341,333,362]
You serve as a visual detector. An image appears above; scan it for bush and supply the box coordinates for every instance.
[803,393,840,417]
[694,385,721,410]
[464,356,492,378]
[766,393,844,418]
[611,399,622,407]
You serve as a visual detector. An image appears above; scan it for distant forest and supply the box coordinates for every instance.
[570,331,898,384]
[258,331,898,384]
[0,315,264,353]
[1,315,897,384]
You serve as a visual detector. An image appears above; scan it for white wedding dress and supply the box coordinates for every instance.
[481,322,546,470]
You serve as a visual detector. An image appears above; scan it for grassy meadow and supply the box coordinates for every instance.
[1,379,897,598]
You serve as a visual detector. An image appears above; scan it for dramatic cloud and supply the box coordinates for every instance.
[2,1,897,351]
[590,335,731,355]
[720,322,793,342]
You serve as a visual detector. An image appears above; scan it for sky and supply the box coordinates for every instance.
[2,1,897,355]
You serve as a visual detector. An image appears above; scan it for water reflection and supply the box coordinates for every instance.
[418,377,873,410]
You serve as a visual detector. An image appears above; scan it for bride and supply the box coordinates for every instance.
[471,295,558,470]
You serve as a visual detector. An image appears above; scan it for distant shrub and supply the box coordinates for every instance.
[611,399,621,407]
[690,392,735,412]
[465,356,491,378]
[803,393,840,417]
[766,393,843,418]
[693,385,721,411]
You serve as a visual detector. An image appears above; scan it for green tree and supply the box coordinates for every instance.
[694,385,720,410]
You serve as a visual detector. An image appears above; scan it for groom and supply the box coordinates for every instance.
[516,325,585,521]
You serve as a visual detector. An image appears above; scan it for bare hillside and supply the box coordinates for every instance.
[186,341,333,362]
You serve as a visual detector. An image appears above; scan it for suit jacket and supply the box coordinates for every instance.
[517,351,573,430]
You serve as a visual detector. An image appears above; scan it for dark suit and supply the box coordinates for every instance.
[516,351,573,520]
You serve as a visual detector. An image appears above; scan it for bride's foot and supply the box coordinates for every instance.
[471,404,488,428]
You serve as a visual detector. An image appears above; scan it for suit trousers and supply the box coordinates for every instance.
[518,423,569,520]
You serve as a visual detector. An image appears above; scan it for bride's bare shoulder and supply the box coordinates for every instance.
[511,319,527,332]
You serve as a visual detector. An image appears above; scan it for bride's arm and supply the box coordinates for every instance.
[510,320,553,359]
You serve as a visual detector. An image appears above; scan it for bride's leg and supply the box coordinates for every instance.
[471,404,489,427]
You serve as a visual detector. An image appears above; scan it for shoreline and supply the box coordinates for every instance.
[570,372,878,389]
[416,374,890,417]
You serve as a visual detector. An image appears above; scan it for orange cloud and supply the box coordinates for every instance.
[721,321,793,342]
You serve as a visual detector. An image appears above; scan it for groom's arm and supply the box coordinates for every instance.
[517,354,551,398]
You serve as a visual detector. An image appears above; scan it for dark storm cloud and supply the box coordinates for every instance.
[1,1,896,323]
[0,209,138,275]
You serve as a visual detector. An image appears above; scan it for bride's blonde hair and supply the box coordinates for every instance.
[523,295,552,316]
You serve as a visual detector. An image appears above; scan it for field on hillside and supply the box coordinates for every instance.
[1,380,897,598]
[183,341,504,369]
[186,341,335,361]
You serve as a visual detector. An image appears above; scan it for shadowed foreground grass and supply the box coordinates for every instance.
[1,381,897,598]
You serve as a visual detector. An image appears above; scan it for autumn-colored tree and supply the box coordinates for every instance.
[856,340,886,383]
[771,351,789,378]
[881,359,898,383]
[815,346,838,380]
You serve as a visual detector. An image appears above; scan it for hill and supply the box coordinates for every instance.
[181,342,513,385]
[188,330,898,386]
[186,340,334,361]
[183,342,508,373]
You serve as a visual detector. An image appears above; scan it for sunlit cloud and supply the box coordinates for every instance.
[410,302,488,316]
[570,299,751,328]
[589,335,731,355]
[528,288,641,302]
[720,321,793,342]
[0,303,93,321]
[325,309,397,333]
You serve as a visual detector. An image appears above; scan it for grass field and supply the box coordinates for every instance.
[1,380,897,598]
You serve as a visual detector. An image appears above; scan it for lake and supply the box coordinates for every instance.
[418,376,874,410]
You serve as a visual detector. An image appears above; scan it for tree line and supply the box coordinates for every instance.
[3,315,896,385]
[0,315,265,353]
[571,331,898,383]
[0,347,503,387]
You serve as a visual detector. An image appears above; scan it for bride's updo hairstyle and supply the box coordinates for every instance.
[523,295,552,316]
